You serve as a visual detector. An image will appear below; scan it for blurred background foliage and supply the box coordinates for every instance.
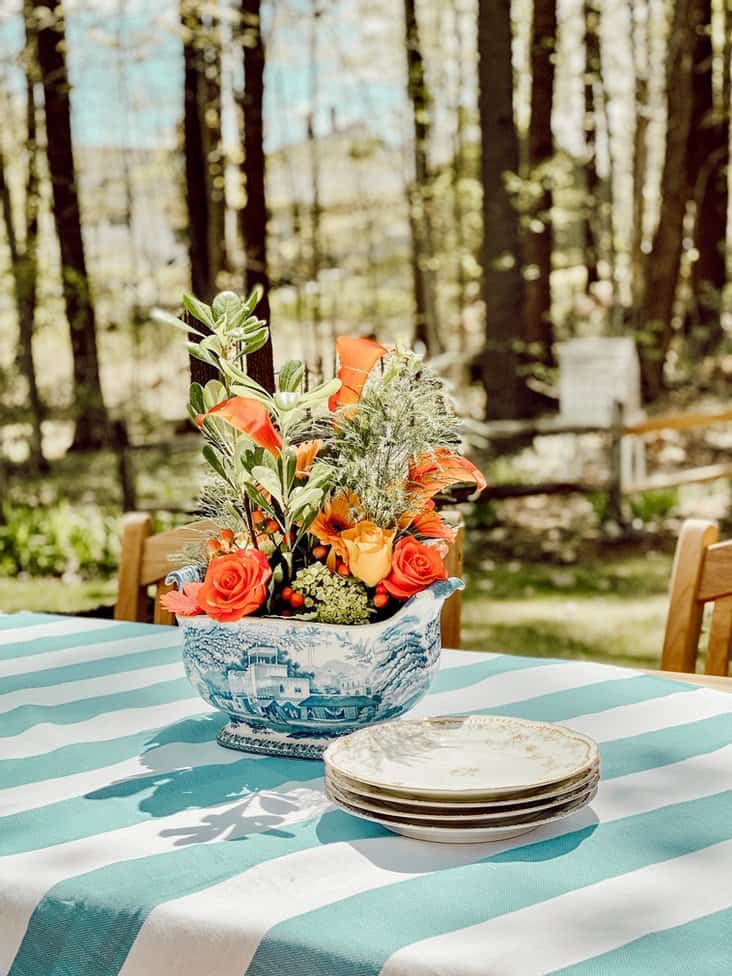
[0,0,730,665]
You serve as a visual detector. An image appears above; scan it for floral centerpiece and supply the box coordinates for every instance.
[157,287,485,758]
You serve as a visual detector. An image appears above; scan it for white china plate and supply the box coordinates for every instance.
[327,783,598,844]
[324,715,599,799]
[327,760,601,808]
[325,771,599,822]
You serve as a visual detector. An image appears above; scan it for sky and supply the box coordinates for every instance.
[0,0,407,152]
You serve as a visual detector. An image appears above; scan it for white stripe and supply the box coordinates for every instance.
[0,697,210,761]
[0,631,181,679]
[0,662,185,714]
[412,659,634,718]
[564,686,731,742]
[0,617,122,649]
[438,650,499,669]
[118,742,732,976]
[381,839,732,975]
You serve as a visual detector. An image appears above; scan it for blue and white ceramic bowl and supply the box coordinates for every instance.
[167,568,463,759]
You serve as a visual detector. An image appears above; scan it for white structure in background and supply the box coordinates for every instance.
[557,337,646,487]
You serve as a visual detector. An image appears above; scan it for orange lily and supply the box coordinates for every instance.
[328,336,388,411]
[400,499,457,543]
[295,439,322,478]
[409,448,486,503]
[310,492,359,570]
[196,397,282,456]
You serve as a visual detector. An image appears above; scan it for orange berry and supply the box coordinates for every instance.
[281,608,293,617]
[281,586,294,602]
[337,563,350,578]
[266,519,279,534]
[207,539,220,555]
[312,545,328,560]
[375,582,387,595]
[290,591,305,609]
[252,510,265,525]
[220,528,234,545]
[373,592,389,609]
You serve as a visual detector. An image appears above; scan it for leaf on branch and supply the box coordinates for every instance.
[182,293,216,329]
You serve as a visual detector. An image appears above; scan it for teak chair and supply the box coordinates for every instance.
[662,518,732,677]
[115,511,465,645]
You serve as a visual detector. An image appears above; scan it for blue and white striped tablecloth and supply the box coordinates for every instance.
[1,612,732,975]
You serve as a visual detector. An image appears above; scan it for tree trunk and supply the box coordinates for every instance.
[583,0,600,288]
[240,0,275,393]
[404,0,441,355]
[523,0,557,364]
[630,0,650,316]
[30,0,109,450]
[449,0,467,347]
[686,0,728,356]
[476,0,531,419]
[0,78,45,473]
[640,0,700,398]
[181,0,220,386]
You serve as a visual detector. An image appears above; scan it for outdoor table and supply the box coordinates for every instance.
[2,612,732,976]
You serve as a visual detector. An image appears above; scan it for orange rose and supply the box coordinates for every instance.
[196,397,282,456]
[328,336,388,411]
[383,536,448,601]
[196,548,271,622]
[341,521,395,587]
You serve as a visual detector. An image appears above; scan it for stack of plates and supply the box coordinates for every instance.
[323,715,599,844]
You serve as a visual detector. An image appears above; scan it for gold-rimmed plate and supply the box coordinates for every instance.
[324,715,599,800]
[325,769,599,821]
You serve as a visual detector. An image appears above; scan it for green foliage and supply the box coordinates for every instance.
[628,488,679,523]
[326,348,462,526]
[0,503,120,578]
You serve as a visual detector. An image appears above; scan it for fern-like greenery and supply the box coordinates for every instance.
[324,350,461,526]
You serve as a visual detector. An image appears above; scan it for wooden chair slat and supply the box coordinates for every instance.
[115,513,153,622]
[441,514,464,649]
[154,582,177,627]
[696,542,732,601]
[139,519,218,586]
[661,517,732,678]
[661,519,718,673]
[705,594,732,677]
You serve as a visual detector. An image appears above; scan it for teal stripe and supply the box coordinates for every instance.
[429,653,562,696]
[0,677,193,738]
[0,622,166,661]
[550,904,732,975]
[0,613,66,631]
[0,642,183,696]
[8,810,382,976]
[601,712,732,779]
[246,790,732,976]
[474,675,697,722]
[1,754,322,855]
[0,712,222,789]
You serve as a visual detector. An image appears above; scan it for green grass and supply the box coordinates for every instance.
[0,577,117,615]
[459,551,674,669]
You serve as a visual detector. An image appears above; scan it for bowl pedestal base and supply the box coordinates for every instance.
[217,720,329,760]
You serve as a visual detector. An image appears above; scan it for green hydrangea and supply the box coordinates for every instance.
[292,562,371,625]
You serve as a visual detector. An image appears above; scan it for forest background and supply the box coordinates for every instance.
[0,0,730,669]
